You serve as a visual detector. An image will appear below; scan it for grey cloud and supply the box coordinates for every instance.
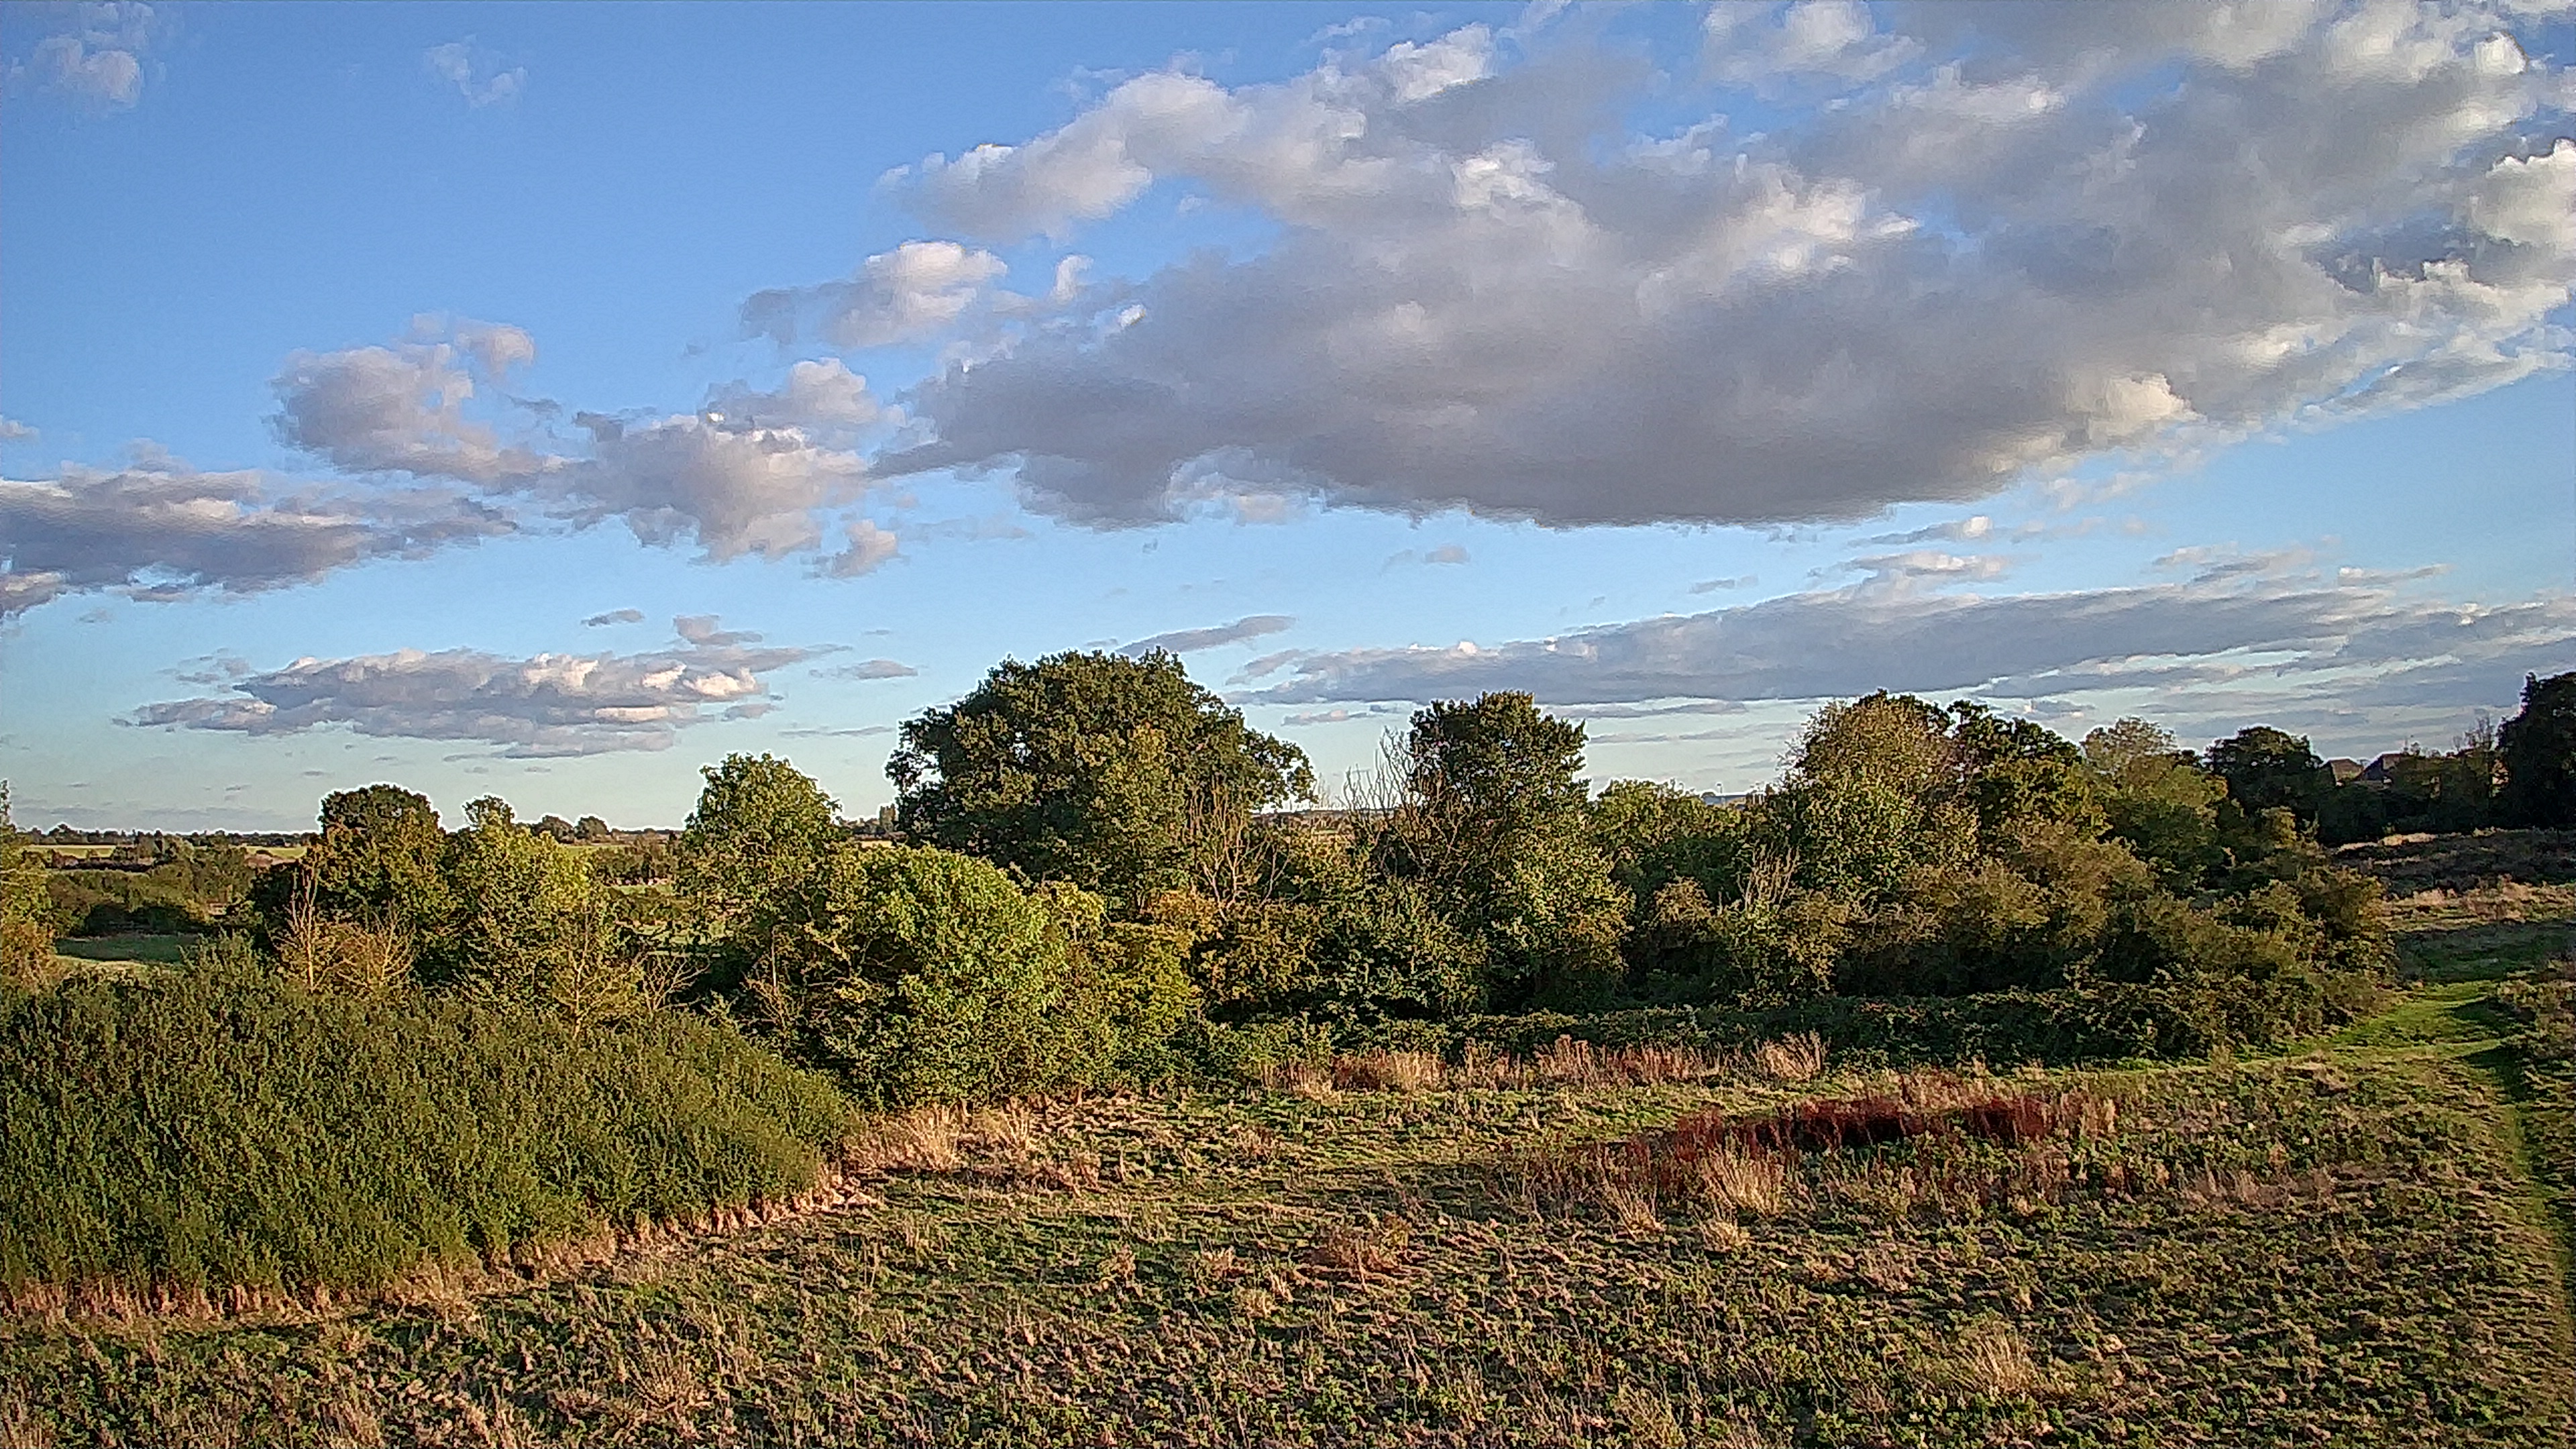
[1242,574,2575,713]
[1691,576,1755,593]
[1,463,510,616]
[820,658,918,680]
[1122,614,1295,657]
[582,608,644,627]
[271,322,875,563]
[125,617,818,757]
[874,6,2570,530]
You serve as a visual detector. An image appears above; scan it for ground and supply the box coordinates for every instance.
[3,842,2571,1448]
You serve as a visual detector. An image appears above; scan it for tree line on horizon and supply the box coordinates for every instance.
[10,655,2568,1106]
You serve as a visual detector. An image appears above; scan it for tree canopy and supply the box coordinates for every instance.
[888,651,1312,906]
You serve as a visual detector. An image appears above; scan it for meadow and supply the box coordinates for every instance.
[1,843,2568,1448]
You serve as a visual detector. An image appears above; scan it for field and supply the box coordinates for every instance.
[2,846,2571,1447]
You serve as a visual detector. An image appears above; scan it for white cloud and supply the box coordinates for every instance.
[863,4,2570,531]
[743,241,1009,347]
[126,616,819,757]
[0,462,508,616]
[1122,613,1295,655]
[423,39,525,109]
[581,608,643,627]
[0,419,35,442]
[17,3,158,111]
[818,517,900,577]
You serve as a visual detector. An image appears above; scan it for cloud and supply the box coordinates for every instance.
[1387,543,1474,568]
[867,6,2571,529]
[818,518,900,578]
[1,462,509,616]
[1690,576,1754,594]
[743,241,1009,347]
[820,658,918,680]
[1864,515,1993,546]
[423,40,525,108]
[1121,613,1295,656]
[270,321,875,562]
[125,616,819,757]
[0,419,34,442]
[16,3,158,111]
[270,319,548,486]
[1840,550,2013,583]
[1240,573,2575,720]
[582,608,644,627]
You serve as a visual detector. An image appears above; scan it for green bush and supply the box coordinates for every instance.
[0,963,849,1301]
[753,845,1180,1105]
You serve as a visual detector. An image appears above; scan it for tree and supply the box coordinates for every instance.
[2206,727,2326,822]
[439,797,619,1007]
[677,754,845,973]
[2500,671,2576,826]
[753,845,1159,1104]
[1,784,54,985]
[2084,719,2225,886]
[889,651,1312,908]
[1389,693,1626,1007]
[260,784,451,934]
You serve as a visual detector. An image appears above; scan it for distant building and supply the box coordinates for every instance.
[2326,759,2366,785]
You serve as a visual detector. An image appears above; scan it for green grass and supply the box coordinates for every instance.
[50,933,195,966]
[0,969,851,1313]
[1,877,2571,1446]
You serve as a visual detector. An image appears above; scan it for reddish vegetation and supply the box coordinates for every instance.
[1662,1089,2064,1159]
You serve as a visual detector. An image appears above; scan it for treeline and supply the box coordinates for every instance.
[32,657,2556,1102]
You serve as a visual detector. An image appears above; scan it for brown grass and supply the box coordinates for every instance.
[1332,1049,1445,1093]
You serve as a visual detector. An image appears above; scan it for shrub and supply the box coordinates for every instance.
[0,964,849,1303]
[753,845,1177,1105]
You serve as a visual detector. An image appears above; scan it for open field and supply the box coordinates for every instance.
[4,880,2572,1447]
[48,934,195,968]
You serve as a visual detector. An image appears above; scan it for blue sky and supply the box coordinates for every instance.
[3,0,2571,830]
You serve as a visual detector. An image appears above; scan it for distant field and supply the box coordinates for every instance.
[50,934,195,967]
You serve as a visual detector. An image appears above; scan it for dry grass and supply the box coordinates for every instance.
[1332,1049,1445,1093]
[1752,1031,1827,1083]
[1951,1324,2044,1397]
[1305,1220,1409,1280]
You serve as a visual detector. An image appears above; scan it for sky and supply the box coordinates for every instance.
[2,0,2572,833]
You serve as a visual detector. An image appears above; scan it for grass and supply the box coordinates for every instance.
[0,869,2570,1446]
[49,933,195,967]
[0,969,851,1318]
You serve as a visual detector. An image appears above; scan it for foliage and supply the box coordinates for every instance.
[2206,725,2327,823]
[248,784,451,941]
[2500,671,2576,827]
[749,845,1179,1106]
[1,785,53,987]
[2084,719,2226,886]
[0,959,848,1301]
[676,753,845,977]
[890,651,1312,908]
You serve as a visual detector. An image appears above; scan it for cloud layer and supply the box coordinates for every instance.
[871,3,2571,528]
[126,616,822,757]
[0,462,507,615]
[1240,570,2575,721]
